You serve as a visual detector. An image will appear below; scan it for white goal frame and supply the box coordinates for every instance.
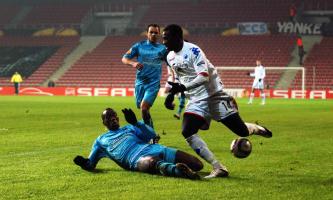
[216,66,306,98]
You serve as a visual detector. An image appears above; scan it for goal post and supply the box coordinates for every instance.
[215,66,306,98]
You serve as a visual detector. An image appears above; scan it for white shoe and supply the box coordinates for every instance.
[204,166,229,179]
[247,101,252,104]
[261,102,265,105]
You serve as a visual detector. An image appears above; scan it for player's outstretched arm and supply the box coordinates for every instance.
[122,108,138,125]
[168,81,187,94]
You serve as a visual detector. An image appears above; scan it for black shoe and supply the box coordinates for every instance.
[176,163,201,180]
[173,114,180,120]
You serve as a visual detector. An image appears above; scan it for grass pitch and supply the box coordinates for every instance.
[0,96,332,199]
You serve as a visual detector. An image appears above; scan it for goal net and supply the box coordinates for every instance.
[216,66,305,96]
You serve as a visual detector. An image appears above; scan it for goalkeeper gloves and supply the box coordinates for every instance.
[73,155,93,171]
[122,108,138,125]
[168,82,186,94]
[164,93,175,110]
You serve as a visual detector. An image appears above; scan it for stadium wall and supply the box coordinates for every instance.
[0,86,332,99]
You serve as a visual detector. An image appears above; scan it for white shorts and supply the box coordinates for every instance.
[252,80,264,89]
[184,91,238,130]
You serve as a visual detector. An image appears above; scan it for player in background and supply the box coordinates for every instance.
[122,24,167,128]
[164,66,186,120]
[73,107,202,180]
[162,24,272,179]
[248,60,266,105]
[10,71,23,95]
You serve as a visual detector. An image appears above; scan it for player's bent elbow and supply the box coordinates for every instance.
[121,57,128,64]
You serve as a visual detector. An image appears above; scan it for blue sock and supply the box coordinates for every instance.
[177,95,185,115]
[156,161,182,177]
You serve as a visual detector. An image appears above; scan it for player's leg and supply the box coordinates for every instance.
[216,95,272,138]
[135,84,153,127]
[175,150,203,171]
[155,145,203,171]
[141,84,160,128]
[220,113,249,137]
[141,101,153,127]
[248,87,255,104]
[136,156,199,180]
[182,113,229,178]
[174,92,186,120]
[14,83,19,95]
[221,112,272,138]
[260,88,266,105]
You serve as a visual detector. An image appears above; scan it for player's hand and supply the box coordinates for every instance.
[152,134,161,144]
[122,108,138,125]
[132,62,143,71]
[168,82,186,94]
[164,93,175,110]
[73,155,91,170]
[259,79,262,82]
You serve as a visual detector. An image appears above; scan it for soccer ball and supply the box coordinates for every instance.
[230,138,252,158]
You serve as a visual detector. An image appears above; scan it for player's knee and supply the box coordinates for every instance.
[175,150,203,171]
[141,101,151,111]
[136,156,160,173]
[191,158,204,171]
[181,122,199,138]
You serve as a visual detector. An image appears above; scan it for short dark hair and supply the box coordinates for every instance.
[146,24,160,32]
[164,24,183,40]
[101,108,117,129]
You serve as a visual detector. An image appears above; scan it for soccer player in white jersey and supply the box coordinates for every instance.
[248,60,266,105]
[162,24,272,179]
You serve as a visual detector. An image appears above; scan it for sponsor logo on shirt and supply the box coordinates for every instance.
[190,47,200,58]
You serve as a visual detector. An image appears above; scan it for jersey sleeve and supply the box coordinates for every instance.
[123,42,139,59]
[132,121,157,143]
[87,139,107,168]
[165,66,174,88]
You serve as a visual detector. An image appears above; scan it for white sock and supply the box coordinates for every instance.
[245,122,265,135]
[249,93,254,103]
[186,134,221,168]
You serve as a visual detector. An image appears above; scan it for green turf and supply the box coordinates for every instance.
[0,96,332,199]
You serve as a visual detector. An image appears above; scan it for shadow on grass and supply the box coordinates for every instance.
[89,168,123,174]
[197,171,253,181]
